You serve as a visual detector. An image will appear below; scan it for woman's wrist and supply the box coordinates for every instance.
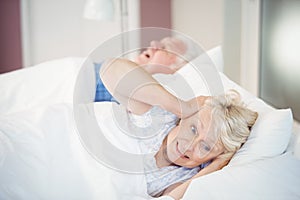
[179,99,197,119]
[180,96,210,119]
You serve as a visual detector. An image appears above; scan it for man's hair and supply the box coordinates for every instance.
[174,35,200,63]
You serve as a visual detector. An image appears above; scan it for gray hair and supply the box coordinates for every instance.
[204,90,258,160]
[174,35,201,63]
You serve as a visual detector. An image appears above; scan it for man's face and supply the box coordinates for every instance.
[135,37,187,74]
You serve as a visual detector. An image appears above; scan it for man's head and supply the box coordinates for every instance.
[135,37,198,74]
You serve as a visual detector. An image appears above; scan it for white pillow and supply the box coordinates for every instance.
[229,108,293,166]
[206,46,223,72]
[153,47,224,100]
[155,49,294,165]
[291,121,300,158]
[183,152,300,200]
[0,57,84,115]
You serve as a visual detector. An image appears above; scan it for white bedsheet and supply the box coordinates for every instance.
[0,103,153,200]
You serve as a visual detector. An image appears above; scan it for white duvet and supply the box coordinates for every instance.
[1,55,300,200]
[0,103,155,200]
[1,102,300,200]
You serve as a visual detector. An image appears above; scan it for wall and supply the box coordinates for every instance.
[140,0,171,29]
[260,0,300,120]
[139,0,171,47]
[21,0,139,67]
[172,0,263,95]
[223,0,261,95]
[222,0,242,84]
[171,0,224,50]
[22,0,224,68]
[0,0,22,73]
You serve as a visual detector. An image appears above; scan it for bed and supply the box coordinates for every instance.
[0,47,300,200]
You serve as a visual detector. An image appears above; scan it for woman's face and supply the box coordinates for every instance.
[166,107,225,168]
[135,37,187,74]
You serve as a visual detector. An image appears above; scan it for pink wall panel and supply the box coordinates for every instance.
[140,0,171,28]
[0,0,22,74]
[140,0,172,47]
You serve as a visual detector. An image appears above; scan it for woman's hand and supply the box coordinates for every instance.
[164,157,230,200]
[180,96,210,119]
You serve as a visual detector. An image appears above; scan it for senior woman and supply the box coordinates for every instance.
[100,58,258,199]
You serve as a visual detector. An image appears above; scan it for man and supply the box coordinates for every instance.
[94,36,198,102]
[135,37,188,74]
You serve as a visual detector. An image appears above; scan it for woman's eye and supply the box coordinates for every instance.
[191,125,197,135]
[203,145,211,152]
[202,143,211,152]
[198,141,211,152]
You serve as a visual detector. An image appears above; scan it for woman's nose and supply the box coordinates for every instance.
[183,137,204,157]
[182,139,198,153]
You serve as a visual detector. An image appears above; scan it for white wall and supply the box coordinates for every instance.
[21,0,139,67]
[223,0,260,95]
[172,0,260,95]
[22,0,222,67]
[222,0,242,84]
[21,0,259,96]
[171,0,224,50]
